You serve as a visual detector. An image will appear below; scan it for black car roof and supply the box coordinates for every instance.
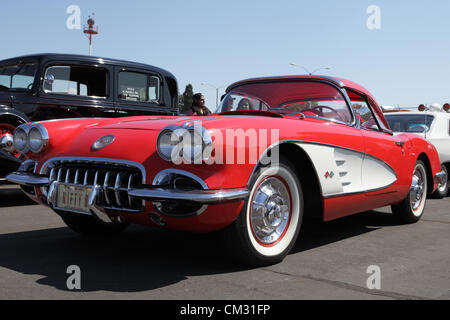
[0,53,176,79]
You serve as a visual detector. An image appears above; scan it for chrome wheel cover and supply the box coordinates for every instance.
[410,165,426,213]
[250,176,291,245]
[437,165,448,193]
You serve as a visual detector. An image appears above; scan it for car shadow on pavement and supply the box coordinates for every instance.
[0,188,37,207]
[292,209,395,253]
[0,209,394,293]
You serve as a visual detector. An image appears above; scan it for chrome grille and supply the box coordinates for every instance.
[44,159,145,213]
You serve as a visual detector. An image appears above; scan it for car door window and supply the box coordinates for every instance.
[0,63,37,90]
[118,71,160,102]
[351,101,381,131]
[43,65,108,97]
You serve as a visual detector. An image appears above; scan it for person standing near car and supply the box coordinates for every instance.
[187,93,211,116]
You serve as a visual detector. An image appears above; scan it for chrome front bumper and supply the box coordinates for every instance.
[6,171,249,205]
[128,187,249,203]
[6,172,50,186]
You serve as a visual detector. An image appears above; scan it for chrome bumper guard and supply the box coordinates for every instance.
[6,171,249,205]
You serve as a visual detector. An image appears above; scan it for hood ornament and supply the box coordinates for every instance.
[92,135,115,151]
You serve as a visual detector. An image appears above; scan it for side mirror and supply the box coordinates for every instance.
[44,74,54,86]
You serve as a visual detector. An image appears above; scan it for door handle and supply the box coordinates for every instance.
[395,141,405,147]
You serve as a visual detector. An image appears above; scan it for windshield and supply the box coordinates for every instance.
[215,81,354,123]
[0,62,37,90]
[385,114,434,133]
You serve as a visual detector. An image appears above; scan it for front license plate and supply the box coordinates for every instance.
[57,184,92,214]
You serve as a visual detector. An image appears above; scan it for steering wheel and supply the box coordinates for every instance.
[312,106,345,122]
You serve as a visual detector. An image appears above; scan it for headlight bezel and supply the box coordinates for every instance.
[13,125,30,153]
[13,123,49,154]
[157,124,213,164]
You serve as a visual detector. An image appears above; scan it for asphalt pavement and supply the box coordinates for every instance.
[0,184,449,300]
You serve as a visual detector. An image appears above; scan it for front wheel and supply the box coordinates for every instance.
[220,157,303,267]
[391,160,428,223]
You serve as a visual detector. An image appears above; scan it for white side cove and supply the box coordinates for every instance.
[361,155,397,191]
[295,142,397,197]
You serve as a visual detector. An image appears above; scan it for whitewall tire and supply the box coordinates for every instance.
[391,160,428,223]
[221,157,303,266]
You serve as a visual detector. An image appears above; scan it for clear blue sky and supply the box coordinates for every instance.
[1,0,449,109]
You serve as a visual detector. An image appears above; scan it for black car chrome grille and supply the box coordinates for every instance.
[45,160,145,213]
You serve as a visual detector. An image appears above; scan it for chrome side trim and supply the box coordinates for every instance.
[322,182,399,199]
[128,187,249,204]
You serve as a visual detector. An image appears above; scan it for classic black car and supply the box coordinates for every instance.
[0,53,179,178]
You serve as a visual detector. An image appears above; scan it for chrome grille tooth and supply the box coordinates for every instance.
[94,171,99,186]
[65,169,71,183]
[57,168,63,182]
[49,168,55,182]
[114,172,122,207]
[127,173,133,208]
[74,169,80,185]
[83,170,89,185]
[103,171,111,205]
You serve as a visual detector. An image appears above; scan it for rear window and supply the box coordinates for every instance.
[118,71,160,102]
[43,65,108,97]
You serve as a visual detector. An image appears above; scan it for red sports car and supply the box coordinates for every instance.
[4,75,445,266]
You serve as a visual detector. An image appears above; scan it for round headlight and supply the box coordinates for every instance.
[183,128,206,163]
[157,126,183,161]
[28,124,49,153]
[157,124,213,164]
[13,125,29,153]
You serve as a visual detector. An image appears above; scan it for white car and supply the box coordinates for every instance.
[384,106,450,198]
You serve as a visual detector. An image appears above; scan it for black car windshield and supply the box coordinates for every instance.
[385,114,435,133]
[0,62,37,90]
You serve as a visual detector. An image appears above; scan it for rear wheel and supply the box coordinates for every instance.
[391,160,428,223]
[432,164,448,199]
[221,157,303,267]
[58,211,128,236]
